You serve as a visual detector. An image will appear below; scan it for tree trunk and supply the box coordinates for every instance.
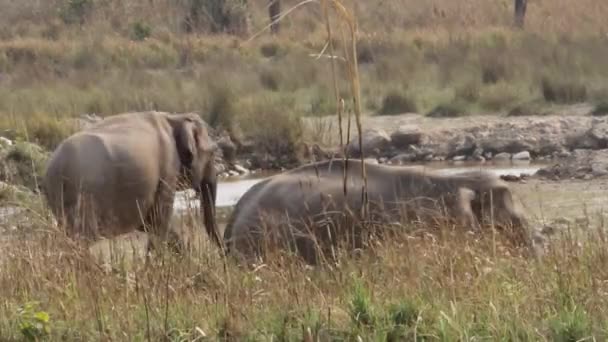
[269,0,281,34]
[514,0,527,28]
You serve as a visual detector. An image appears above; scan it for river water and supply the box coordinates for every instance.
[174,161,545,210]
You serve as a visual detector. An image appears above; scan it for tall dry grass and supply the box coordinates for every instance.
[2,201,608,340]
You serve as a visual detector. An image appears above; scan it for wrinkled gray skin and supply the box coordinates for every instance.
[224,159,531,265]
[43,111,223,253]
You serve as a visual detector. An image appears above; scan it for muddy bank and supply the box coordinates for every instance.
[535,149,608,181]
[300,104,608,167]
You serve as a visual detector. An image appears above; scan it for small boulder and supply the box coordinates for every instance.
[512,151,531,160]
[452,155,466,161]
[0,137,12,148]
[447,134,476,157]
[389,153,416,165]
[390,125,423,148]
[346,129,391,158]
[233,164,250,175]
[494,152,512,161]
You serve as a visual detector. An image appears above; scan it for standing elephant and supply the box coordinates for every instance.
[42,111,223,253]
[224,159,532,265]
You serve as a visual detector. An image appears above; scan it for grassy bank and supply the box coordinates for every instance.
[1,0,607,152]
[0,207,607,340]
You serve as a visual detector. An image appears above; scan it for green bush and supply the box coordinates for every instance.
[59,0,94,25]
[507,100,546,117]
[183,0,249,36]
[454,80,481,103]
[549,307,592,342]
[378,91,418,115]
[541,77,588,104]
[0,115,76,151]
[130,22,152,41]
[238,94,303,164]
[206,85,238,133]
[1,141,49,191]
[591,101,608,116]
[427,100,469,118]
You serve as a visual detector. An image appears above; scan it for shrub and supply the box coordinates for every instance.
[427,100,469,118]
[0,141,49,191]
[258,68,281,91]
[260,42,282,58]
[59,0,94,26]
[454,80,481,103]
[591,101,608,116]
[349,279,375,327]
[0,115,76,151]
[507,100,546,117]
[549,307,592,342]
[183,0,249,36]
[130,22,152,41]
[308,86,338,116]
[206,85,238,133]
[541,77,588,104]
[378,91,417,115]
[479,82,523,111]
[238,94,303,167]
[480,57,510,84]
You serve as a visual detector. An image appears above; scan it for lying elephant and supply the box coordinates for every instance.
[224,159,532,265]
[42,111,223,253]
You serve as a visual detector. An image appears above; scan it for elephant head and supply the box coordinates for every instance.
[168,113,223,251]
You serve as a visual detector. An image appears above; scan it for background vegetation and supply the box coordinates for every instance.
[0,0,607,151]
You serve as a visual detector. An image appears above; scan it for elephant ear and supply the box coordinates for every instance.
[174,117,197,168]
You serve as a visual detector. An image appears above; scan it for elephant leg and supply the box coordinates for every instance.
[141,181,184,256]
[455,188,481,232]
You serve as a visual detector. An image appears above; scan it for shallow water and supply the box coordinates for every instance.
[174,160,546,211]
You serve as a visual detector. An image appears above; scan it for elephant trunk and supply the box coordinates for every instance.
[199,166,224,252]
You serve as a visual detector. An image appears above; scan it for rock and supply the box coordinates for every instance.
[512,151,531,160]
[493,152,512,161]
[478,138,533,155]
[233,164,249,175]
[566,121,608,150]
[500,175,521,182]
[407,145,433,160]
[447,134,476,157]
[472,147,483,159]
[388,153,416,165]
[473,156,485,162]
[452,155,466,161]
[378,157,388,164]
[0,137,12,148]
[346,129,391,158]
[390,125,423,148]
[364,158,379,164]
[484,152,493,160]
[535,149,608,181]
[589,121,608,144]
